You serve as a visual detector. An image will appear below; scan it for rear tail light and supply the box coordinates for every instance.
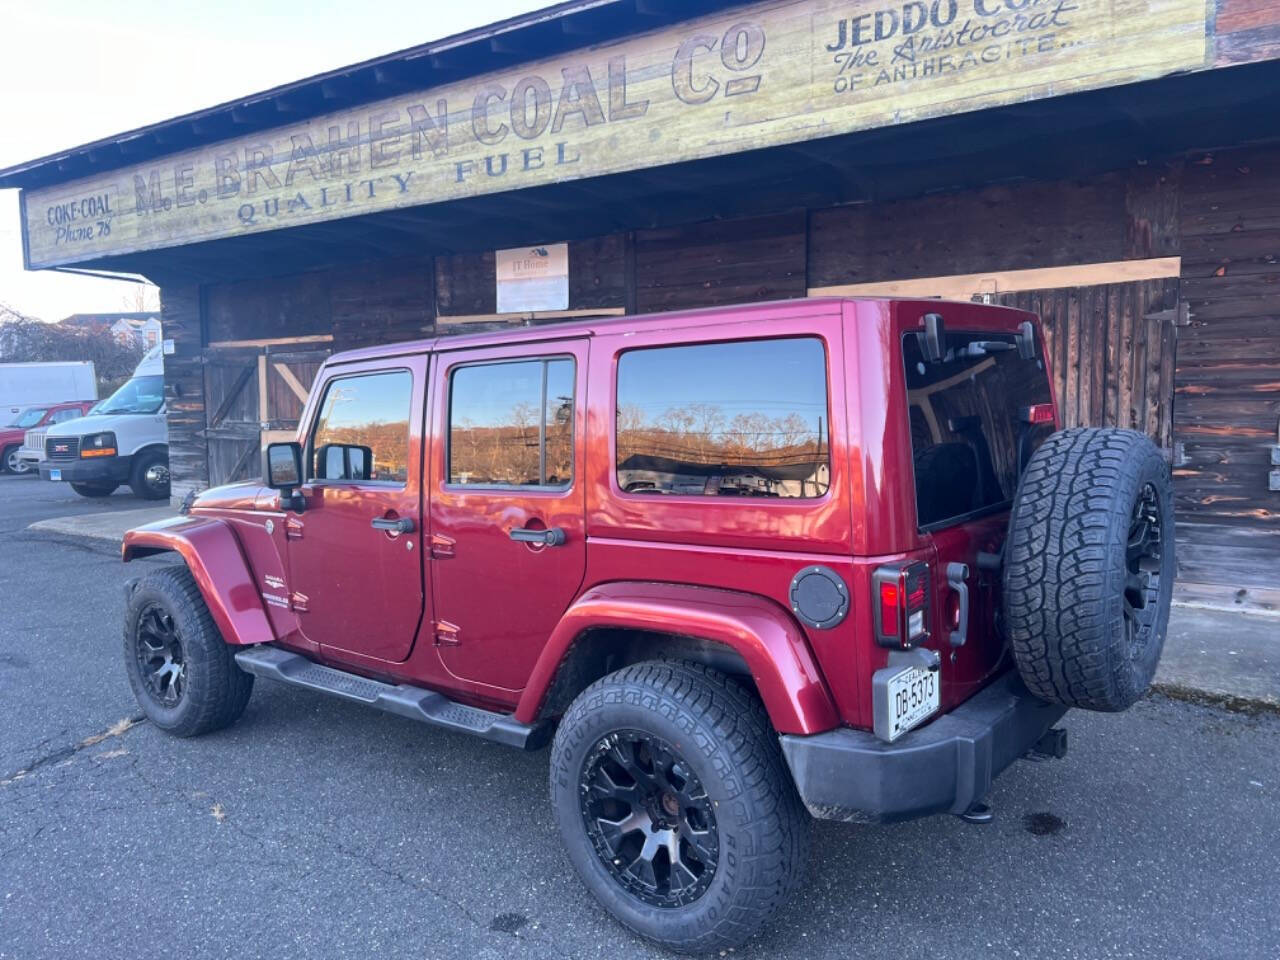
[872,561,931,649]
[1019,403,1055,425]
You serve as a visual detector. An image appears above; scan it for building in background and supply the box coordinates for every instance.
[0,0,1277,611]
[59,312,161,349]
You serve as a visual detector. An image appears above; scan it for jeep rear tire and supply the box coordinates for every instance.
[1003,428,1174,712]
[124,565,254,737]
[550,661,809,953]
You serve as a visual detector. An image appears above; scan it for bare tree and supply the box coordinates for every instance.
[0,319,143,392]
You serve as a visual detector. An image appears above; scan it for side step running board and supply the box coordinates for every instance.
[234,645,551,750]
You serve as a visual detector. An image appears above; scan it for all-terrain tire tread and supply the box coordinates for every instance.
[1002,427,1173,711]
[551,659,809,953]
[123,564,253,736]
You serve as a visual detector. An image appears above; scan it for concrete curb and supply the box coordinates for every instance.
[27,507,174,544]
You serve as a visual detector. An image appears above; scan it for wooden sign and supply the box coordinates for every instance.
[19,0,1208,269]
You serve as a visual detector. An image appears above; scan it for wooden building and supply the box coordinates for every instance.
[2,0,1278,611]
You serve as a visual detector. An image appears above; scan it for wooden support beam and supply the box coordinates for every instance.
[436,307,626,326]
[272,363,311,403]
[208,334,334,349]
[809,257,1183,300]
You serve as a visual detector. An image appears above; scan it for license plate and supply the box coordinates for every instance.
[49,469,61,481]
[884,664,939,741]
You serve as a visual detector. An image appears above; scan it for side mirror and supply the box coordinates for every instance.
[315,443,374,481]
[264,442,306,511]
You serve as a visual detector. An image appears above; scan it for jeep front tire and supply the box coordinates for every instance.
[550,660,809,953]
[124,565,254,737]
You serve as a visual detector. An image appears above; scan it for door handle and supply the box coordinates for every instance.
[946,562,969,648]
[371,516,415,533]
[509,526,566,546]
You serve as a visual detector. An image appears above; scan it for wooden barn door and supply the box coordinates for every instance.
[993,277,1180,447]
[203,347,328,486]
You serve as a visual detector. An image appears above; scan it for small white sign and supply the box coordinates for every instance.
[496,243,568,314]
[162,338,176,355]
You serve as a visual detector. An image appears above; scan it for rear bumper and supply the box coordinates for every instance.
[39,455,131,485]
[779,670,1067,823]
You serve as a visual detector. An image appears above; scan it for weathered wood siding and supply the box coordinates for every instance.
[809,176,1133,287]
[1174,147,1280,610]
[635,212,806,313]
[994,279,1180,449]
[158,286,206,504]
[331,256,433,351]
[1215,0,1280,65]
[205,272,332,345]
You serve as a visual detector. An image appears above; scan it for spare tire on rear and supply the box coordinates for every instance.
[1002,428,1174,712]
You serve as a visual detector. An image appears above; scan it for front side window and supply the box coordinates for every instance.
[50,408,83,424]
[98,376,164,415]
[448,358,575,487]
[310,370,412,483]
[903,331,1053,529]
[615,338,831,498]
[14,408,48,428]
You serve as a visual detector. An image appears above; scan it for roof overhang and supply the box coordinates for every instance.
[4,0,1278,276]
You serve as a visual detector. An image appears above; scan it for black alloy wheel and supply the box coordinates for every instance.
[1124,482,1164,657]
[580,730,719,908]
[133,601,187,707]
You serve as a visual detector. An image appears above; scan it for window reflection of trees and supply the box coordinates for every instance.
[448,359,574,487]
[312,374,411,483]
[615,340,830,499]
[617,403,829,497]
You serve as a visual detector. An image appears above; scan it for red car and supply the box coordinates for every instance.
[121,298,1174,951]
[1,400,95,474]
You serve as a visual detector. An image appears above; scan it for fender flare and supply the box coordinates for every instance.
[515,582,840,735]
[122,515,273,646]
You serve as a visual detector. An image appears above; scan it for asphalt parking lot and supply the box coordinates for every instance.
[2,473,1278,960]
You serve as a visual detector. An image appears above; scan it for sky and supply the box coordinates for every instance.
[0,0,548,321]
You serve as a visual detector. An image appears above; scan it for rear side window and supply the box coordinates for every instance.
[448,358,575,488]
[310,370,412,484]
[903,331,1053,529]
[615,338,830,498]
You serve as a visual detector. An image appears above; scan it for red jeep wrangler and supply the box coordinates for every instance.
[122,298,1173,952]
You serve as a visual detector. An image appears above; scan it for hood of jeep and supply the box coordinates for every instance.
[192,481,272,512]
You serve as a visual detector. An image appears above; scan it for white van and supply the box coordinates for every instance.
[38,346,169,500]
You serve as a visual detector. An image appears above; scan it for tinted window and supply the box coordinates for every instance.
[903,331,1053,528]
[449,358,575,487]
[616,338,830,498]
[310,371,412,483]
[50,408,83,423]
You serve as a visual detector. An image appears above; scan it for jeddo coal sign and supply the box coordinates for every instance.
[18,0,1205,269]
